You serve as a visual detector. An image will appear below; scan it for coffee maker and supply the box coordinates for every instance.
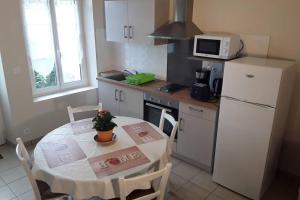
[191,61,224,101]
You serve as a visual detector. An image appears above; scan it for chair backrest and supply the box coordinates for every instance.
[119,163,172,200]
[67,103,103,122]
[16,137,41,200]
[159,109,179,156]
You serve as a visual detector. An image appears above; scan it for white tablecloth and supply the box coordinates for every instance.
[32,116,168,199]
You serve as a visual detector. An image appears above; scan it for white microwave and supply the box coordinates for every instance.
[193,33,241,60]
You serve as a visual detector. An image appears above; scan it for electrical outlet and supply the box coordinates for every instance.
[23,128,31,135]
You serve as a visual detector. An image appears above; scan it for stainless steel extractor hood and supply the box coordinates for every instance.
[149,0,202,40]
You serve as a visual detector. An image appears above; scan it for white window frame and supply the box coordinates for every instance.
[22,0,88,97]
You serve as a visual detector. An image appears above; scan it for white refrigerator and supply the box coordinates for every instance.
[213,57,296,200]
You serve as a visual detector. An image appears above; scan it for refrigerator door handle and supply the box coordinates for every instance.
[222,96,275,109]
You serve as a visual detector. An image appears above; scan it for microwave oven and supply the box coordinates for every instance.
[193,33,241,60]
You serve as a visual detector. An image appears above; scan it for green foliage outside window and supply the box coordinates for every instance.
[34,67,57,89]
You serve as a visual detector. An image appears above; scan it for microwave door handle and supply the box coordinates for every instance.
[145,103,172,113]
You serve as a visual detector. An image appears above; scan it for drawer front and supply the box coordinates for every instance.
[222,62,282,107]
[179,103,217,121]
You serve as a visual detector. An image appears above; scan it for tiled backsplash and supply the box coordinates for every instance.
[111,43,168,80]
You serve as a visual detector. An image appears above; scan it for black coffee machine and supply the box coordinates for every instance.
[191,61,224,101]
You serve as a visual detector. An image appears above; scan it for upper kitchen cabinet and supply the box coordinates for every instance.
[104,1,129,43]
[104,0,169,45]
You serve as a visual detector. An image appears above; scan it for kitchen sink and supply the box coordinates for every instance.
[105,74,127,81]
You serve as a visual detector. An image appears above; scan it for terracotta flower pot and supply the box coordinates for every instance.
[97,129,113,142]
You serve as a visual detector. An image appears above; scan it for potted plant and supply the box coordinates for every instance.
[92,110,117,142]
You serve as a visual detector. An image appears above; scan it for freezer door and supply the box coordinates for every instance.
[222,62,282,108]
[213,97,275,200]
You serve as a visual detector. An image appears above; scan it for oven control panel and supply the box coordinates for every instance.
[144,93,179,109]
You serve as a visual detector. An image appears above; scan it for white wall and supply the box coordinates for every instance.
[0,53,6,145]
[0,0,98,143]
[83,0,98,87]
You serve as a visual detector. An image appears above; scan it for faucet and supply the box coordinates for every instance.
[123,69,138,76]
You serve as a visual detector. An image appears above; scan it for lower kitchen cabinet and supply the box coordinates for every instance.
[118,86,144,119]
[98,81,143,119]
[176,103,217,172]
[98,81,119,116]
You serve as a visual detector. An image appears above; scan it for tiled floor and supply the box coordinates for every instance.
[0,143,299,200]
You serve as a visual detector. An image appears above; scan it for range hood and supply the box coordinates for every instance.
[149,0,202,40]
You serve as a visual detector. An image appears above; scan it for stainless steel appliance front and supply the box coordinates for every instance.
[143,93,179,139]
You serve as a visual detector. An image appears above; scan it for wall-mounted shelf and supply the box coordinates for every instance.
[187,56,233,63]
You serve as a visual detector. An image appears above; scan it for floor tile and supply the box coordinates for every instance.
[17,190,35,200]
[206,194,224,200]
[170,156,182,167]
[175,182,210,200]
[0,177,5,188]
[172,162,201,180]
[0,186,16,200]
[190,171,218,192]
[0,145,20,173]
[8,177,32,196]
[0,166,26,184]
[0,155,20,174]
[168,172,188,192]
[262,172,300,200]
[213,186,249,200]
[165,191,184,200]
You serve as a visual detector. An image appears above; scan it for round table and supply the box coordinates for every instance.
[32,116,168,200]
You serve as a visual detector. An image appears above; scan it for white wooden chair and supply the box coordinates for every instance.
[15,137,67,200]
[119,163,172,200]
[159,109,179,157]
[67,103,103,122]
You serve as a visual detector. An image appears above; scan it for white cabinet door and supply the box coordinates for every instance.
[98,81,119,116]
[177,112,216,169]
[119,86,144,119]
[213,97,275,199]
[127,0,154,45]
[104,0,128,43]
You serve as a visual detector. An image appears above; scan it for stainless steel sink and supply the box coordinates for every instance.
[105,73,127,81]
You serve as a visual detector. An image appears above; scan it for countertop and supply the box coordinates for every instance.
[97,71,219,111]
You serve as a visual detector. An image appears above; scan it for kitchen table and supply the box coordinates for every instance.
[32,116,168,199]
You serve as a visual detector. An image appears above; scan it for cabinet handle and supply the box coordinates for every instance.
[119,90,123,102]
[114,89,119,101]
[129,26,133,39]
[189,106,204,113]
[124,26,128,38]
[179,118,184,131]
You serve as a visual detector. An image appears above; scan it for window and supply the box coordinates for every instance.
[22,0,87,96]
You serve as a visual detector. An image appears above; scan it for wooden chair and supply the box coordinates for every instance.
[15,137,67,200]
[119,163,172,200]
[67,103,102,122]
[159,109,179,157]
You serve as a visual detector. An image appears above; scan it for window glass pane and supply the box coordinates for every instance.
[55,0,82,83]
[23,0,58,89]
